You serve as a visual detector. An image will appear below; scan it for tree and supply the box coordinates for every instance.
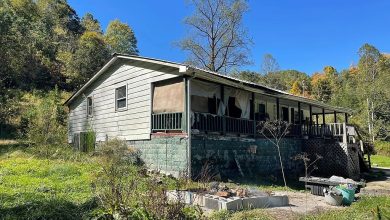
[290,81,301,95]
[81,13,102,33]
[105,19,138,55]
[261,69,310,92]
[179,0,251,73]
[311,73,332,102]
[260,53,279,75]
[257,120,291,189]
[357,44,382,142]
[68,31,110,88]
[230,70,262,83]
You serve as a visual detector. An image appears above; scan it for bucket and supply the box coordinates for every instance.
[336,186,355,205]
[324,192,343,206]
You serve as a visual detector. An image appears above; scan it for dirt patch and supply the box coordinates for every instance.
[265,191,344,219]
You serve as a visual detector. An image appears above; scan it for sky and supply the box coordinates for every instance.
[68,0,390,75]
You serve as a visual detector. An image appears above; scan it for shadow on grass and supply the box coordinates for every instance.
[223,175,305,191]
[0,142,29,156]
[0,195,99,220]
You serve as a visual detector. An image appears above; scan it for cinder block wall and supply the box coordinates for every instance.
[128,135,189,177]
[191,135,303,180]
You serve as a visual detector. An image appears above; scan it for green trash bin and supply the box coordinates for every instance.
[336,186,355,205]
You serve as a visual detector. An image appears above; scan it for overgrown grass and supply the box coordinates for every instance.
[374,141,390,156]
[303,196,390,219]
[209,209,274,220]
[370,154,390,168]
[0,144,100,219]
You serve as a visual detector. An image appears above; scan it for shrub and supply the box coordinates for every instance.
[93,138,203,219]
[24,87,68,148]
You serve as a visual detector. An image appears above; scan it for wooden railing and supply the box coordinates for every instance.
[192,112,255,135]
[152,112,183,131]
[152,112,358,143]
[225,116,255,134]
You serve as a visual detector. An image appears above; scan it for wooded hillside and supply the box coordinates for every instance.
[0,0,389,144]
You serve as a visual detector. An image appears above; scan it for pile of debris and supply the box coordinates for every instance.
[167,182,289,211]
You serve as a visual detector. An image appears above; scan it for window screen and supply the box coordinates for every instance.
[87,96,93,116]
[116,86,127,110]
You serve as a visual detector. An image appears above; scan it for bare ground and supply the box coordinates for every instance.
[265,191,344,219]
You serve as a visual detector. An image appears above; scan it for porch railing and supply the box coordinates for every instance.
[152,112,183,131]
[151,112,355,142]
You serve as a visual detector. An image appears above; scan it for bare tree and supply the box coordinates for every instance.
[260,53,279,75]
[257,120,290,189]
[179,0,251,73]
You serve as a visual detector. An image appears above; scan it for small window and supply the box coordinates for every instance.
[87,96,93,117]
[115,85,127,110]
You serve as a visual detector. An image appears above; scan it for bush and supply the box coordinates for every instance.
[93,138,203,219]
[23,87,68,147]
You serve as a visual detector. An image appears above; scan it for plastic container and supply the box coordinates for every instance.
[324,191,343,206]
[336,186,355,205]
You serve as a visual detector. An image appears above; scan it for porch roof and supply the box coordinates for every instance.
[64,54,352,114]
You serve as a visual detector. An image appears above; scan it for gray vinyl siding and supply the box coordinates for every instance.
[68,61,180,143]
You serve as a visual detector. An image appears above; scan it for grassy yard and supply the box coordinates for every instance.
[0,144,100,219]
[370,154,390,168]
[0,143,390,219]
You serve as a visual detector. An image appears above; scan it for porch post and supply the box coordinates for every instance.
[276,98,280,120]
[251,92,256,137]
[322,108,326,137]
[316,114,319,125]
[345,113,349,124]
[221,85,226,135]
[298,102,302,125]
[298,101,302,137]
[334,111,337,123]
[322,108,326,125]
[183,77,188,133]
[309,105,313,136]
[185,77,192,177]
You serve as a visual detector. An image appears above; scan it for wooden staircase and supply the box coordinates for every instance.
[354,127,373,171]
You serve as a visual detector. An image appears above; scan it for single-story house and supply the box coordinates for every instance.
[65,54,369,180]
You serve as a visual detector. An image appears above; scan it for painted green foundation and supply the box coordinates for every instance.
[128,135,189,177]
[129,134,304,179]
[191,135,303,180]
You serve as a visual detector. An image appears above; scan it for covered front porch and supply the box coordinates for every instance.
[150,77,354,142]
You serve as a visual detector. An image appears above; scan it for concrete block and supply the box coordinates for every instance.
[242,196,270,209]
[204,195,220,210]
[219,197,243,211]
[268,195,289,207]
[192,193,205,206]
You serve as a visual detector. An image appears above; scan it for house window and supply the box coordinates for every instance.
[87,96,93,117]
[115,85,127,110]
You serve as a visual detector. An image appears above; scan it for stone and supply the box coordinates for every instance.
[209,181,219,191]
[216,191,230,198]
[236,188,248,197]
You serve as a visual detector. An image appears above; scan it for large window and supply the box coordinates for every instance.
[87,96,93,117]
[115,85,127,110]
